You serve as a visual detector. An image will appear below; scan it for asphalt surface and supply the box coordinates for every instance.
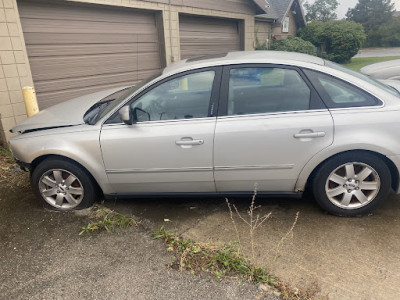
[2,168,400,299]
[0,172,277,300]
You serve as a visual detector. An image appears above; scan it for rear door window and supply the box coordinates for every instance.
[227,67,311,115]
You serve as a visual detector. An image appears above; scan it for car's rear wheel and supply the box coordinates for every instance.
[312,152,391,216]
[31,157,97,211]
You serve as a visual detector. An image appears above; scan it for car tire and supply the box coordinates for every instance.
[31,157,97,211]
[312,152,391,217]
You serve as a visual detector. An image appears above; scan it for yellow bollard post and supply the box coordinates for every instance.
[22,86,39,117]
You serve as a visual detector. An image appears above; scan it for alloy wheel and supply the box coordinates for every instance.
[39,169,84,210]
[325,162,380,209]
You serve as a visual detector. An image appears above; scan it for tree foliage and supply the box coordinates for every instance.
[299,20,366,63]
[346,0,394,34]
[373,17,400,47]
[270,37,317,56]
[304,0,339,22]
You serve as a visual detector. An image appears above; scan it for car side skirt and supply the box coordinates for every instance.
[104,191,303,200]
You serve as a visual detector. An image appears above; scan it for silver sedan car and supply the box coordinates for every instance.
[9,51,400,216]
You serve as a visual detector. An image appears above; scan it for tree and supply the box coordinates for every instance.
[373,17,400,47]
[346,0,394,33]
[299,20,366,63]
[304,0,339,22]
[323,20,366,63]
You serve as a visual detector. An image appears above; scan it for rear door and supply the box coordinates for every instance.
[214,65,334,193]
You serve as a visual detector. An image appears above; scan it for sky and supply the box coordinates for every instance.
[303,0,400,19]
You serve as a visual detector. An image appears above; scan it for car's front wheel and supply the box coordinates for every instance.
[31,157,97,211]
[312,152,391,216]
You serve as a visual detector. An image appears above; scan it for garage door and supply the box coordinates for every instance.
[18,0,164,109]
[179,15,242,60]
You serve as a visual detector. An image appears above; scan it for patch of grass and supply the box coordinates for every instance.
[79,205,138,235]
[153,227,321,300]
[0,144,13,163]
[153,227,272,283]
[343,56,400,71]
[0,144,29,187]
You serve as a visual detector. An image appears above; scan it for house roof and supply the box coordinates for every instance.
[256,0,306,27]
[251,0,269,14]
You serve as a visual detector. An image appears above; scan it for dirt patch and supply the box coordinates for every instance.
[0,147,29,189]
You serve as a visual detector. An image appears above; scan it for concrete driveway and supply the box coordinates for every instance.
[106,194,400,300]
[2,170,400,299]
[0,175,272,300]
[355,47,400,58]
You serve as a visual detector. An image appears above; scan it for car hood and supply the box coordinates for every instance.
[11,87,127,133]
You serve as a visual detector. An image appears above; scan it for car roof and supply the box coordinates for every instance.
[162,51,325,76]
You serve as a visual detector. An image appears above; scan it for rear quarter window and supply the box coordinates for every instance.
[303,69,382,109]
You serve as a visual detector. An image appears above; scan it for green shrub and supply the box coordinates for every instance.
[299,20,366,63]
[269,37,317,56]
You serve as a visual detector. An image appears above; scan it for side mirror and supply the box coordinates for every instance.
[119,106,132,125]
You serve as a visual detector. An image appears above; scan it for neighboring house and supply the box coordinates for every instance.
[0,0,268,143]
[255,0,306,48]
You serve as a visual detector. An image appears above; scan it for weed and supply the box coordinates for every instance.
[153,227,322,299]
[79,205,138,235]
[153,227,273,284]
[0,144,12,160]
[0,144,29,187]
[274,211,299,262]
[226,184,272,262]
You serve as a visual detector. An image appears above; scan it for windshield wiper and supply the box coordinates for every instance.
[84,99,115,125]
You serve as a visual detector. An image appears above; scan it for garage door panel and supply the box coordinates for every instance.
[180,15,242,59]
[23,33,146,45]
[19,0,163,108]
[181,22,238,34]
[39,82,135,109]
[26,43,159,57]
[29,52,161,80]
[35,71,139,93]
[21,19,159,35]
[29,57,141,80]
[19,2,157,24]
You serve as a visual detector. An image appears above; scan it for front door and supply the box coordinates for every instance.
[100,68,221,194]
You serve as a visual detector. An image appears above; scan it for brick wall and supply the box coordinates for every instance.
[0,0,33,145]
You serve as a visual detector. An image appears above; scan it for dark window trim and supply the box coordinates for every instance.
[218,64,326,117]
[302,68,383,109]
[105,66,223,124]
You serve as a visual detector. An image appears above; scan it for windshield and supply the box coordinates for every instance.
[84,72,162,125]
[325,61,399,97]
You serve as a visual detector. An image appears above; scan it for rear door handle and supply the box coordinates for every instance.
[175,138,204,146]
[294,131,326,139]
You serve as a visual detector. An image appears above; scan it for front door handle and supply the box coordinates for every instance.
[294,131,326,139]
[175,138,204,146]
